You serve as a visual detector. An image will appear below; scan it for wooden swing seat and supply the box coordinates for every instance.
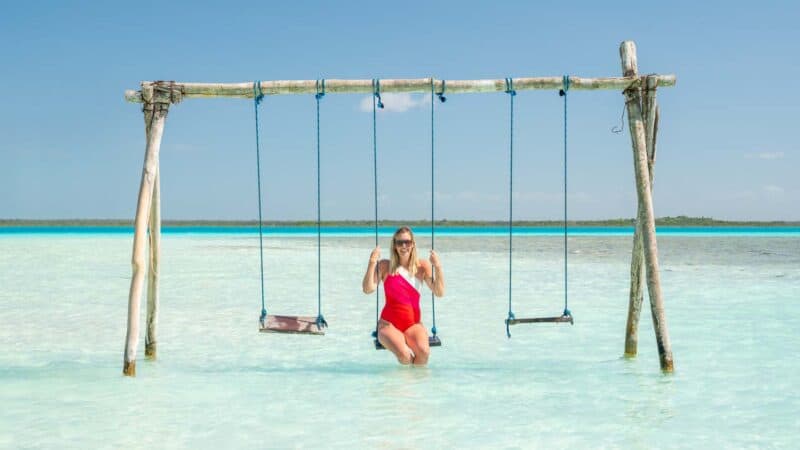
[506,313,574,326]
[374,335,441,350]
[259,315,326,335]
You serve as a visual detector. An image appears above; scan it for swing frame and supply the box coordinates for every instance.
[122,41,676,376]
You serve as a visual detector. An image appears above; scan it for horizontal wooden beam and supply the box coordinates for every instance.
[124,75,676,103]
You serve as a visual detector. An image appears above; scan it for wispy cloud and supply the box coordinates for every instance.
[763,185,784,196]
[358,93,430,113]
[745,151,784,160]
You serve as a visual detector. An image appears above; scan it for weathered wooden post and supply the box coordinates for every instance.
[625,74,660,357]
[123,82,179,376]
[619,41,673,372]
[145,167,161,359]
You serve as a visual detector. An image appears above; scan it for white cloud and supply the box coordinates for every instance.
[358,93,430,113]
[762,185,784,196]
[745,151,785,160]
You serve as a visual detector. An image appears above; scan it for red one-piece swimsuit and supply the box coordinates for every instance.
[380,267,421,332]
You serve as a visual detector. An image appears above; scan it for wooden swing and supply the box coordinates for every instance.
[255,80,328,336]
[504,77,575,337]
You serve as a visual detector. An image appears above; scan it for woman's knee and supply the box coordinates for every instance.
[396,352,414,365]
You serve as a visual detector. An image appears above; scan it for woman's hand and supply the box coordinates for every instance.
[429,250,440,269]
[369,246,381,264]
[363,246,382,294]
[428,250,445,297]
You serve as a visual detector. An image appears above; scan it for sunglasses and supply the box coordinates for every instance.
[394,239,414,247]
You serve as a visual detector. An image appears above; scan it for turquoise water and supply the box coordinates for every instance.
[1,231,798,448]
[3,225,800,236]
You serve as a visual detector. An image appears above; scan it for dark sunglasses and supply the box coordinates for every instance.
[394,239,414,247]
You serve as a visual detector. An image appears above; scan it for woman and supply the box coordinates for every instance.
[362,226,445,365]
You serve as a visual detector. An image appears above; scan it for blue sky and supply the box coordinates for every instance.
[1,1,798,221]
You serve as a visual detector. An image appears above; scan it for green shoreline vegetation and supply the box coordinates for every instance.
[1,216,798,228]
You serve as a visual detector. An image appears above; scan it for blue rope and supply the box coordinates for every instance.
[315,79,327,330]
[253,81,267,326]
[373,78,384,110]
[560,75,572,318]
[372,79,381,253]
[430,78,437,337]
[436,79,447,103]
[372,79,380,339]
[505,78,516,338]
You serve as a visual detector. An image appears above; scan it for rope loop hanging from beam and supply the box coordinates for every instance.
[314,79,328,331]
[504,76,516,338]
[253,80,267,326]
[560,75,572,319]
[372,79,384,109]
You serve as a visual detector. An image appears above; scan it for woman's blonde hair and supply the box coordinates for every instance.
[390,226,418,278]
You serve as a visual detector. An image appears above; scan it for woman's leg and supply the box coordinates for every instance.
[404,324,431,366]
[377,320,414,365]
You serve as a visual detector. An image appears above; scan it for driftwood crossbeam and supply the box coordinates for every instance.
[122,40,674,376]
[123,74,676,102]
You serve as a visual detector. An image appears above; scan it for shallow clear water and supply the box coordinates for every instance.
[1,233,798,448]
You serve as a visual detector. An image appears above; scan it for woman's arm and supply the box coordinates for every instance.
[423,250,446,297]
[362,246,382,294]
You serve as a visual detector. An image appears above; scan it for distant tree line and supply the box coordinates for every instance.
[2,216,798,228]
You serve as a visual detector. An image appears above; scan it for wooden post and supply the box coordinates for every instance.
[625,75,659,357]
[619,41,673,372]
[145,168,161,359]
[123,82,178,376]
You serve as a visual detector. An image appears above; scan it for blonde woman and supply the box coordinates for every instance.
[362,226,445,365]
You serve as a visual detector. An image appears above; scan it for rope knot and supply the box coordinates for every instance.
[315,79,326,100]
[435,78,446,102]
[505,311,515,338]
[372,79,384,109]
[253,81,264,105]
[504,77,516,96]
